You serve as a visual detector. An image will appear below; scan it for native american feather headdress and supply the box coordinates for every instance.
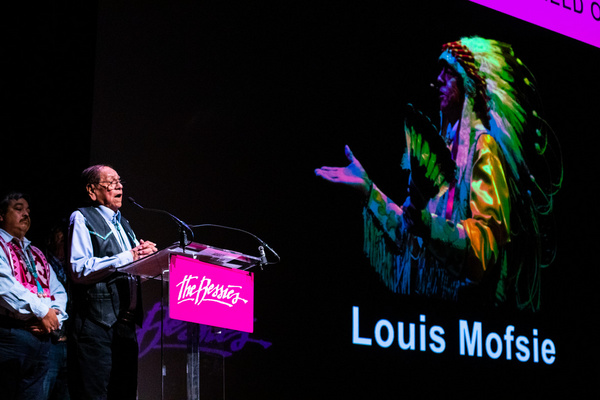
[439,37,563,311]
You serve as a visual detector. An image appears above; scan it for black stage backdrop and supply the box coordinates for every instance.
[5,1,599,399]
[2,2,96,237]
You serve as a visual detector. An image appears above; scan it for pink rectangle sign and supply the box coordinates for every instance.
[169,255,254,333]
[470,0,600,49]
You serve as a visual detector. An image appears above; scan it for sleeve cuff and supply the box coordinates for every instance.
[31,302,50,320]
[117,250,134,267]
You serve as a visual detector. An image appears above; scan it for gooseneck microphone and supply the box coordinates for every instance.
[127,197,194,249]
[189,223,281,268]
[128,197,280,268]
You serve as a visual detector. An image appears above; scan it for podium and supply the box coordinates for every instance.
[121,242,260,400]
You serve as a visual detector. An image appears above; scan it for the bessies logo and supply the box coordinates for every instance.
[137,302,271,358]
[175,274,249,307]
[169,255,254,333]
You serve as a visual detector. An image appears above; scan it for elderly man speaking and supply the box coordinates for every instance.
[67,165,157,400]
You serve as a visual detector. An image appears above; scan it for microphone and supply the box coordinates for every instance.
[258,245,267,266]
[127,197,194,249]
[190,223,281,268]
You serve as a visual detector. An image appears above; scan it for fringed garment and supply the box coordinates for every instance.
[363,118,511,304]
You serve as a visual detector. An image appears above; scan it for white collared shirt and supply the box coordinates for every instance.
[0,228,68,323]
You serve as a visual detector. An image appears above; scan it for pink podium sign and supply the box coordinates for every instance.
[169,255,254,333]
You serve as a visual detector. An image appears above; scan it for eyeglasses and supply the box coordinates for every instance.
[96,180,125,191]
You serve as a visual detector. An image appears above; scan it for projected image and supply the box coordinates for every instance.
[316,36,562,312]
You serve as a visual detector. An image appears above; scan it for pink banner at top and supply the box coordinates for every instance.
[469,0,600,49]
[169,255,254,333]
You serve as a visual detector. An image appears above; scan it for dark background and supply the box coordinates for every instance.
[3,1,598,398]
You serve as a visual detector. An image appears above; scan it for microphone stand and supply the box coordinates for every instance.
[127,197,194,252]
[128,197,280,268]
[190,223,281,269]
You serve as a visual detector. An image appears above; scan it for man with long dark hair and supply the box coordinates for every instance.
[316,37,561,311]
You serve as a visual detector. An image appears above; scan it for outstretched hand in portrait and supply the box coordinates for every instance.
[314,145,372,198]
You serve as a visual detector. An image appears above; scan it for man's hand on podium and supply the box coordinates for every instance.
[131,239,158,261]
